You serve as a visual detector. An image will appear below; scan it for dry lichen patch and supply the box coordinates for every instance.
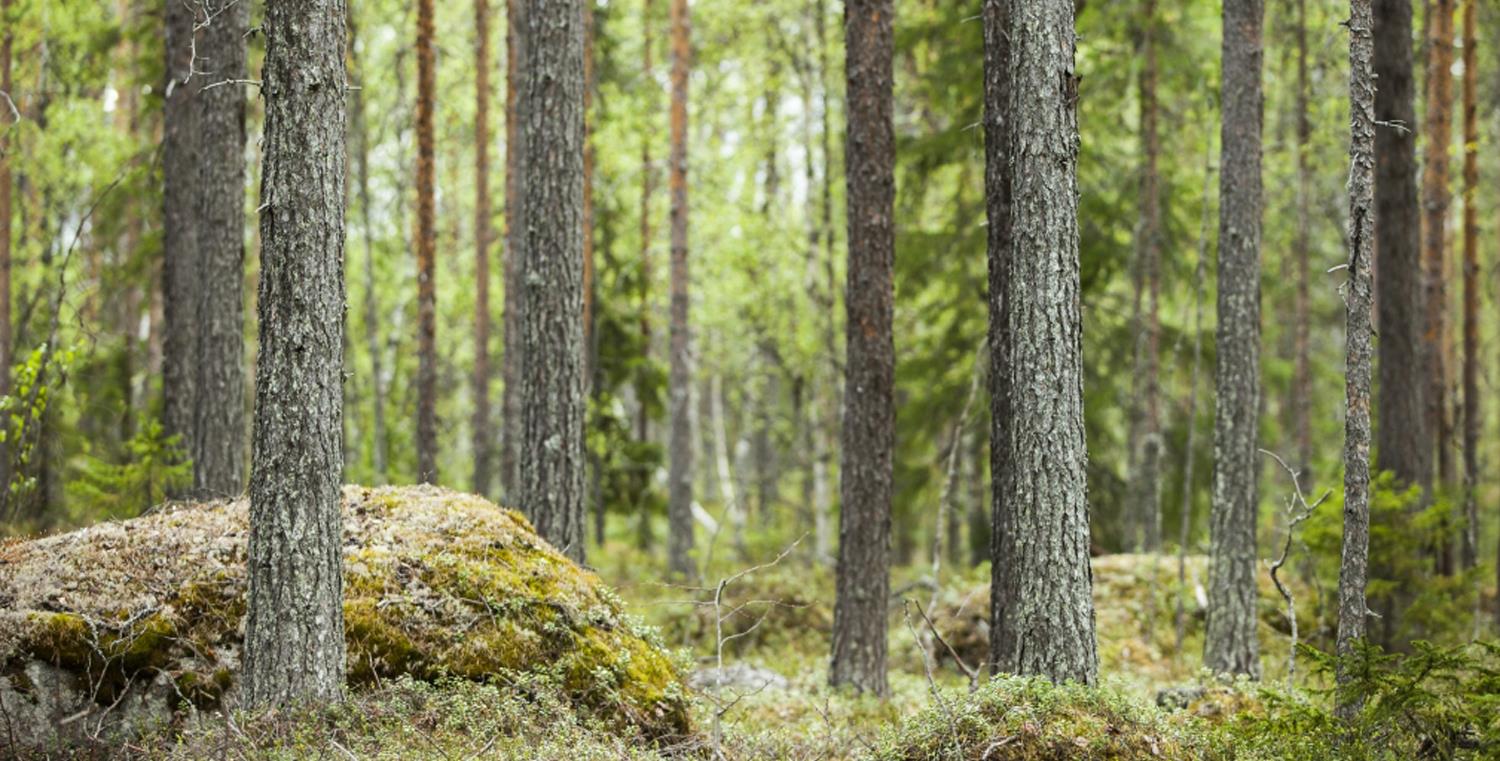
[0,485,689,739]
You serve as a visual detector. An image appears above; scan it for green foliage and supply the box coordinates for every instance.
[64,418,191,521]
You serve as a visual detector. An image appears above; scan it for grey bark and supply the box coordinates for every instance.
[519,0,587,563]
[242,0,348,708]
[1373,0,1428,490]
[190,0,249,500]
[828,0,895,697]
[667,0,695,579]
[1336,0,1376,721]
[1205,0,1264,680]
[162,0,200,494]
[988,0,1098,686]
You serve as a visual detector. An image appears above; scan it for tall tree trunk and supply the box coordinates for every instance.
[415,0,439,484]
[829,0,895,697]
[0,0,12,416]
[502,0,525,501]
[984,0,1013,678]
[243,0,348,708]
[520,0,586,563]
[1206,0,1265,680]
[1337,0,1377,720]
[1459,0,1478,572]
[1291,0,1313,480]
[637,0,657,549]
[989,0,1098,686]
[191,0,249,499]
[1374,0,1428,491]
[1422,0,1454,495]
[350,23,389,484]
[814,0,839,566]
[667,0,695,579]
[473,0,495,497]
[583,3,596,369]
[1126,0,1163,552]
[162,0,200,495]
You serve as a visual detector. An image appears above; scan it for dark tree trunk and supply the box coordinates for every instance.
[162,0,200,494]
[667,0,695,579]
[1422,0,1454,499]
[1373,0,1428,491]
[415,0,439,484]
[502,0,525,501]
[472,0,495,497]
[829,0,895,697]
[243,0,348,708]
[191,0,249,500]
[1337,0,1376,720]
[1205,0,1264,680]
[1291,0,1313,480]
[1126,0,1163,552]
[988,0,1098,686]
[1459,0,1478,572]
[520,0,587,563]
[983,0,1013,677]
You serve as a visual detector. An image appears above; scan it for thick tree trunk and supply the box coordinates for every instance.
[1336,0,1377,720]
[162,0,200,495]
[472,0,495,497]
[989,0,1098,686]
[829,0,895,697]
[519,0,587,563]
[243,0,348,707]
[667,0,695,579]
[1422,0,1454,494]
[1205,0,1264,680]
[983,0,1013,675]
[1291,0,1313,480]
[1126,0,1163,552]
[190,0,249,500]
[502,0,525,502]
[1373,0,1429,491]
[415,0,439,484]
[583,3,596,371]
[1459,0,1478,572]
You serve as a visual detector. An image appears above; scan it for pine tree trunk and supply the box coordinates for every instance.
[1374,0,1429,491]
[1126,0,1163,552]
[829,0,895,697]
[984,0,1012,677]
[1291,0,1313,480]
[1459,0,1479,572]
[988,0,1098,686]
[1205,0,1265,680]
[1422,0,1454,494]
[415,0,439,484]
[243,0,348,707]
[162,0,200,495]
[1336,0,1377,720]
[520,0,587,563]
[472,0,495,497]
[667,0,695,579]
[502,0,525,502]
[190,0,249,500]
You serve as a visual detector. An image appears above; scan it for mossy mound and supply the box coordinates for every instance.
[0,485,689,747]
[864,676,1232,761]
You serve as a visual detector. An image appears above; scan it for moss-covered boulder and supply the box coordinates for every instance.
[0,486,689,749]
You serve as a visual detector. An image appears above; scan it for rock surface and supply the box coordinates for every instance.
[0,485,689,750]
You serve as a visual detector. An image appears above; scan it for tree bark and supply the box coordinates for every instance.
[1126,0,1163,552]
[520,0,587,563]
[1459,0,1478,572]
[415,0,439,484]
[1206,0,1264,680]
[1291,0,1313,480]
[829,0,895,697]
[983,0,1013,675]
[1422,0,1454,494]
[162,0,200,495]
[472,0,495,497]
[1374,0,1429,491]
[243,0,348,707]
[988,0,1098,686]
[1337,0,1377,720]
[667,0,695,579]
[502,0,525,501]
[190,0,249,500]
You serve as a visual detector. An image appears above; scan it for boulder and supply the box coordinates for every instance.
[0,486,689,750]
